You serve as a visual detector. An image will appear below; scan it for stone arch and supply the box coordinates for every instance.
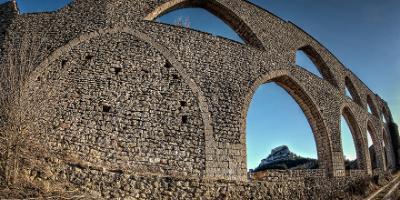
[341,106,368,171]
[144,0,265,49]
[366,120,384,170]
[382,128,395,170]
[367,95,379,117]
[22,26,216,179]
[241,70,333,176]
[344,76,362,106]
[382,128,389,169]
[297,45,339,87]
[381,105,392,123]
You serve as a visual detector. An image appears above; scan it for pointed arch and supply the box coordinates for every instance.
[366,121,383,170]
[340,115,358,169]
[381,112,388,124]
[367,95,379,117]
[155,7,244,43]
[382,128,389,169]
[344,76,362,106]
[242,70,333,176]
[382,128,395,170]
[246,83,318,171]
[381,105,391,123]
[21,26,217,180]
[144,0,265,49]
[297,45,339,87]
[341,106,367,170]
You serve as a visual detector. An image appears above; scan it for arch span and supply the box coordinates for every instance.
[144,0,265,49]
[341,106,368,171]
[381,105,392,123]
[367,95,379,117]
[297,45,339,87]
[382,128,395,170]
[241,70,333,176]
[344,76,363,106]
[21,26,216,179]
[367,120,384,170]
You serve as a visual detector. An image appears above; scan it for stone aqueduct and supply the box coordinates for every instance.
[0,0,399,198]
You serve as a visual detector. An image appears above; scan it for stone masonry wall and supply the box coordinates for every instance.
[0,0,399,199]
[0,0,19,187]
[20,32,206,178]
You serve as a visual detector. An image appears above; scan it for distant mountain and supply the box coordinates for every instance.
[251,145,318,172]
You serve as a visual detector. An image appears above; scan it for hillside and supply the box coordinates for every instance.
[251,145,318,172]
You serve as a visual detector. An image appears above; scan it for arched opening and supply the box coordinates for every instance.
[340,116,358,169]
[247,83,318,172]
[244,74,332,179]
[296,49,323,78]
[381,112,388,124]
[19,27,219,179]
[367,95,379,116]
[341,107,365,170]
[366,129,378,170]
[145,0,264,49]
[367,104,373,114]
[344,77,362,106]
[296,45,338,87]
[345,87,352,98]
[367,122,379,170]
[155,7,243,43]
[381,106,391,123]
[382,129,390,169]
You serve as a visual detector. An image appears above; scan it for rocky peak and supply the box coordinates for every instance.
[249,145,319,172]
[260,145,299,166]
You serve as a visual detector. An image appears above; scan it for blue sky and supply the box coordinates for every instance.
[3,0,71,13]
[1,0,399,170]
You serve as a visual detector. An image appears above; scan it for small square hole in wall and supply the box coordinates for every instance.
[182,115,188,124]
[102,105,111,113]
[85,54,94,60]
[164,61,172,69]
[172,74,179,80]
[180,101,187,107]
[61,60,68,68]
[37,76,41,81]
[114,67,122,75]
